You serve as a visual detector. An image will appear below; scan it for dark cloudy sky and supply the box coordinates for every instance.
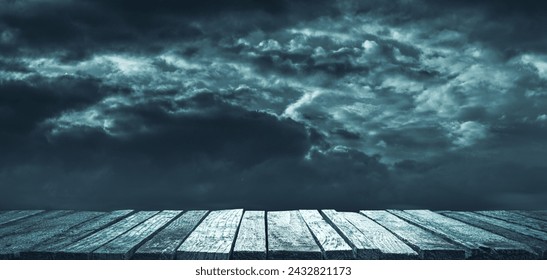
[1,0,546,211]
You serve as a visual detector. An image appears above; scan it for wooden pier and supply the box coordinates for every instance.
[0,209,546,260]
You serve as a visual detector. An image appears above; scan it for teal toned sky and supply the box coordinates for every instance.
[1,0,546,210]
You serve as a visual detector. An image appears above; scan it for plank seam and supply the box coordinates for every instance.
[124,211,186,260]
[48,210,136,252]
[515,211,547,222]
[26,212,109,253]
[474,211,546,231]
[388,210,473,258]
[90,211,162,256]
[172,211,211,255]
[318,210,357,259]
[0,210,45,227]
[228,210,245,260]
[359,211,424,259]
[301,216,326,260]
[264,211,269,260]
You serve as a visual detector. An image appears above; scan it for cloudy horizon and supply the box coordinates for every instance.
[1,0,546,211]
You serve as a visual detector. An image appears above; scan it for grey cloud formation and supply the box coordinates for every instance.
[1,0,546,210]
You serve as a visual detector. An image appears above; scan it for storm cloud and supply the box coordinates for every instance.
[1,0,546,210]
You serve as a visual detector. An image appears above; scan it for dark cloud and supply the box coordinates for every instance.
[0,58,30,73]
[91,0,288,16]
[0,76,106,141]
[391,150,547,210]
[332,129,361,140]
[1,0,546,211]
[0,0,331,60]
[0,86,392,211]
[425,0,547,15]
[421,0,547,55]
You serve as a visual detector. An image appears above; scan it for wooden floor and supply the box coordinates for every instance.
[0,209,546,260]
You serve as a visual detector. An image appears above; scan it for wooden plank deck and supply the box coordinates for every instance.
[362,210,466,259]
[342,211,418,259]
[0,210,44,226]
[133,210,208,260]
[24,210,134,259]
[267,211,322,259]
[233,211,266,260]
[300,210,353,259]
[440,211,547,259]
[0,211,104,259]
[0,209,545,259]
[176,209,243,260]
[91,211,181,259]
[388,210,536,259]
[55,211,158,259]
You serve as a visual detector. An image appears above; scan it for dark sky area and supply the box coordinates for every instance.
[1,0,546,211]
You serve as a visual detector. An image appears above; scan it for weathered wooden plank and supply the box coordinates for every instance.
[177,209,243,260]
[477,211,547,232]
[341,212,417,259]
[91,211,181,259]
[57,211,158,259]
[299,210,353,260]
[389,210,535,259]
[267,211,322,259]
[321,209,381,259]
[0,211,103,259]
[133,210,208,260]
[515,211,547,222]
[232,211,267,260]
[0,211,72,238]
[0,210,44,226]
[23,210,134,259]
[361,210,466,259]
[441,211,547,259]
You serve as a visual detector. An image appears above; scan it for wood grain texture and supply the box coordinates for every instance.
[0,211,103,259]
[441,211,547,259]
[267,211,322,259]
[91,211,181,259]
[515,211,547,222]
[0,209,545,260]
[299,210,353,259]
[24,210,134,259]
[361,210,466,259]
[477,211,547,232]
[57,211,158,259]
[177,209,243,260]
[0,210,44,226]
[0,211,72,238]
[133,210,208,260]
[321,210,381,259]
[389,210,535,259]
[233,211,266,260]
[341,212,417,259]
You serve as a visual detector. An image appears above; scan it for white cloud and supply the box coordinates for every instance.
[451,121,488,147]
[376,140,387,148]
[257,39,282,51]
[103,55,151,74]
[287,35,311,53]
[282,91,321,120]
[415,85,460,116]
[5,2,545,165]
[521,54,547,79]
[362,40,379,54]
